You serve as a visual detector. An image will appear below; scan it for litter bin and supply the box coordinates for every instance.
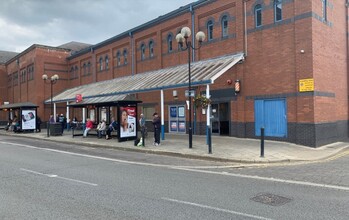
[49,122,62,136]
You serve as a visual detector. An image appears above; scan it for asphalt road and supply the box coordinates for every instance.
[0,136,348,220]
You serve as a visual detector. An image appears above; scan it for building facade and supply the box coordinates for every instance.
[0,0,348,147]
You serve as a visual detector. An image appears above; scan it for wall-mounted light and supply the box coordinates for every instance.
[173,90,178,99]
[235,79,241,94]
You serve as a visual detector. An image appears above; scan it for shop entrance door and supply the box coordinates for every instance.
[211,103,229,135]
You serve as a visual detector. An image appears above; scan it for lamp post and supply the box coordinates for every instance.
[42,74,59,137]
[176,27,205,149]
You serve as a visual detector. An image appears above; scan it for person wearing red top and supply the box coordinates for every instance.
[83,118,94,137]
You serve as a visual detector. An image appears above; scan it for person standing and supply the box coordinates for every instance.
[139,113,146,146]
[36,116,42,132]
[49,115,55,124]
[152,112,161,146]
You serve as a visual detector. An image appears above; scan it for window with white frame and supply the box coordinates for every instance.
[167,34,173,53]
[255,4,262,27]
[141,43,146,60]
[322,0,327,21]
[116,51,121,66]
[105,55,109,70]
[149,41,154,58]
[274,0,282,22]
[207,20,214,41]
[123,49,128,65]
[221,15,228,38]
[99,57,103,71]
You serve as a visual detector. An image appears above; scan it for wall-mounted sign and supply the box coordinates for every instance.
[299,78,314,92]
[76,94,83,103]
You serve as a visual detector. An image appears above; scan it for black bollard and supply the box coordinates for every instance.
[142,127,145,147]
[208,126,212,154]
[47,122,50,137]
[260,127,264,157]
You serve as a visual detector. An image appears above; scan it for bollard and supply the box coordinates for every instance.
[260,127,264,157]
[47,122,50,137]
[208,126,212,154]
[142,127,145,147]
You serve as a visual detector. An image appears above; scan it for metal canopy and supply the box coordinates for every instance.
[46,53,244,104]
[68,94,141,107]
[0,102,38,110]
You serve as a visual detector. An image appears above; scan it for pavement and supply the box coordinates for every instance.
[1,129,349,164]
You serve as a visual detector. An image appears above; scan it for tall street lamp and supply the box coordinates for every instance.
[42,74,59,137]
[176,27,205,149]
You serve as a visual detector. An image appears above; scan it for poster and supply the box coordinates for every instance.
[178,121,186,132]
[178,106,185,117]
[170,121,177,132]
[170,107,177,118]
[21,109,36,130]
[120,106,136,138]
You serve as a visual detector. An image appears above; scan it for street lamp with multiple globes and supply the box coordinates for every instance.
[42,74,59,130]
[176,27,206,149]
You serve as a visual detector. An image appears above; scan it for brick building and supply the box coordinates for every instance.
[0,0,348,147]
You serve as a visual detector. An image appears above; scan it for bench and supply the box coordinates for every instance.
[72,122,117,138]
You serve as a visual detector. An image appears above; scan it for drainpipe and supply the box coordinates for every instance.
[129,31,135,75]
[346,1,349,124]
[161,89,165,140]
[244,0,248,56]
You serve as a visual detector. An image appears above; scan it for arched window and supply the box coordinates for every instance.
[221,15,228,38]
[105,55,109,70]
[274,0,282,22]
[83,63,87,75]
[74,66,78,78]
[254,4,262,27]
[167,34,173,53]
[322,0,327,21]
[87,62,91,74]
[70,67,74,79]
[141,43,146,60]
[123,49,128,65]
[207,20,214,41]
[116,51,121,66]
[149,41,154,58]
[99,57,103,71]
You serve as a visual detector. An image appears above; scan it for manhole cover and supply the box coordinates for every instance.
[251,193,292,206]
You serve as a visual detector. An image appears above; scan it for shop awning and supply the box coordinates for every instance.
[46,52,244,104]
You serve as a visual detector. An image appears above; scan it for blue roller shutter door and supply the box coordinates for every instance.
[255,99,287,137]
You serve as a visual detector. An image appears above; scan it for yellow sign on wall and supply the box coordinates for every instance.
[299,78,314,92]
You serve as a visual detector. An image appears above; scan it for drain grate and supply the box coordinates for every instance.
[251,193,292,206]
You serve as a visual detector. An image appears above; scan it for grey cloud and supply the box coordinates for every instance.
[0,0,195,52]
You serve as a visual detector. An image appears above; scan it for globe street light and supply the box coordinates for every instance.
[176,27,205,149]
[42,74,59,137]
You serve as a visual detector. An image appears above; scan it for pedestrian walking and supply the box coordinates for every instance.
[152,112,161,146]
[36,116,42,132]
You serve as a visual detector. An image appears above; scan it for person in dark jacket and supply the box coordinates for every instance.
[152,112,161,146]
[106,117,118,140]
[36,116,42,132]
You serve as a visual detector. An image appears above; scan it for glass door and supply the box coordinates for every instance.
[211,104,219,134]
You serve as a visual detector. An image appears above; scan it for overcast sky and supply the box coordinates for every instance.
[0,0,195,53]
